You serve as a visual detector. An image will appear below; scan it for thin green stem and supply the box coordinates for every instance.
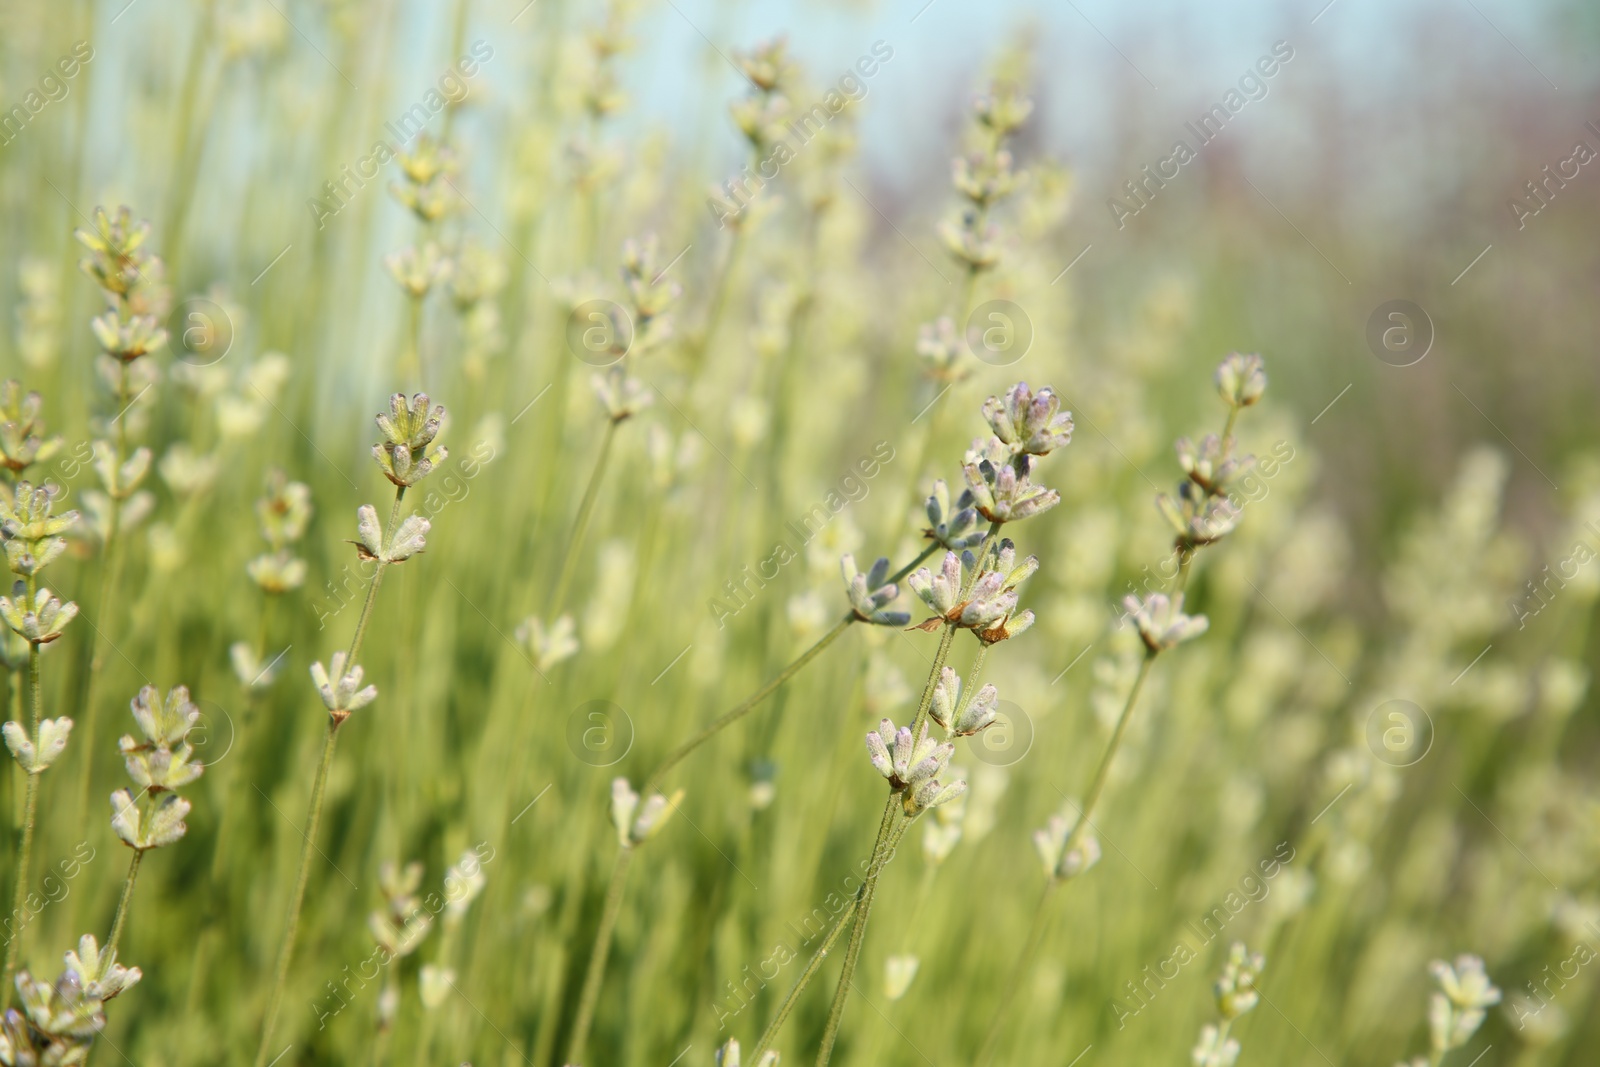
[972,644,1156,1063]
[76,360,131,828]
[750,896,860,1062]
[548,419,619,618]
[645,614,853,791]
[814,798,905,1067]
[973,880,1057,1066]
[563,843,635,1066]
[252,720,341,1067]
[2,619,43,1007]
[105,848,143,956]
[254,485,403,1067]
[1063,651,1155,860]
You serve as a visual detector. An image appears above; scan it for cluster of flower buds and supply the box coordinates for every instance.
[0,382,63,477]
[245,470,312,596]
[1123,592,1209,653]
[840,555,910,627]
[935,80,1031,275]
[1428,955,1500,1055]
[0,479,81,777]
[384,242,452,300]
[389,133,457,226]
[1,935,140,1065]
[928,667,1000,737]
[957,382,1071,528]
[620,235,681,356]
[579,1,633,122]
[373,392,448,489]
[1214,942,1264,1020]
[110,685,202,852]
[715,1037,780,1067]
[0,482,79,580]
[923,479,984,550]
[729,37,794,154]
[915,317,966,384]
[908,538,1038,645]
[1032,805,1101,882]
[1155,354,1266,553]
[310,651,378,724]
[610,778,683,848]
[864,719,966,815]
[369,860,433,958]
[1191,943,1265,1067]
[233,470,310,687]
[591,236,680,422]
[75,206,171,363]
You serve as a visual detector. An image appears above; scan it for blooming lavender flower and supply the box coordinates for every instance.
[0,583,78,645]
[841,554,910,627]
[865,719,965,813]
[929,668,1001,736]
[962,443,1060,524]
[373,392,448,487]
[982,382,1074,457]
[1124,592,1209,652]
[924,479,985,550]
[1156,481,1241,546]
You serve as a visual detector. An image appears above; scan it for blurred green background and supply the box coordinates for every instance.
[1,1,1598,1066]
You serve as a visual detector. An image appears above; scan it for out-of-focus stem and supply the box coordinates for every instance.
[563,843,634,1066]
[548,418,619,617]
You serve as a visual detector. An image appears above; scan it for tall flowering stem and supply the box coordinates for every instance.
[253,393,446,1067]
[561,543,937,1064]
[1,476,81,1008]
[977,355,1267,1063]
[72,206,170,827]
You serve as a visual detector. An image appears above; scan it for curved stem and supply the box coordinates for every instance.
[548,419,619,618]
[106,849,143,956]
[973,880,1057,1066]
[563,843,634,1066]
[645,614,852,791]
[814,799,904,1067]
